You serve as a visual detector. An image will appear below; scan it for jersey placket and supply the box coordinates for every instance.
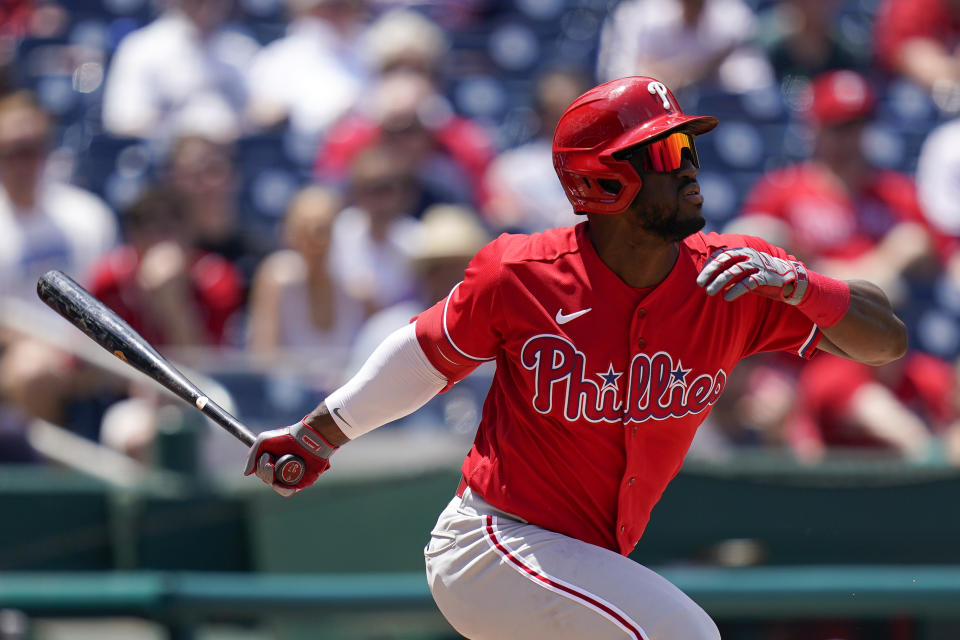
[618,300,650,552]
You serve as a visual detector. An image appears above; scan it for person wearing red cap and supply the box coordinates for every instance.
[241,76,905,638]
[726,70,951,483]
[732,70,948,306]
[874,0,960,113]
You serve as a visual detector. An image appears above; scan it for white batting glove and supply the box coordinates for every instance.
[696,247,809,304]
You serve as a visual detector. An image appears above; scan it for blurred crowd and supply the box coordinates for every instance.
[1,0,960,472]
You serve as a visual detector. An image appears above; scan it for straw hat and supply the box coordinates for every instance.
[410,204,490,269]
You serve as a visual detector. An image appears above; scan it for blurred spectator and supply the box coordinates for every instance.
[482,69,590,233]
[101,0,260,141]
[0,0,30,97]
[327,144,421,315]
[362,7,449,81]
[89,185,244,460]
[729,70,946,307]
[0,62,13,100]
[874,0,960,114]
[916,115,960,238]
[88,185,244,349]
[0,91,117,305]
[366,0,489,31]
[786,352,956,462]
[246,0,372,140]
[757,0,866,82]
[690,354,799,461]
[597,0,771,92]
[315,71,496,208]
[247,184,365,360]
[346,202,490,373]
[0,0,31,40]
[915,118,960,361]
[163,134,268,293]
[0,90,117,445]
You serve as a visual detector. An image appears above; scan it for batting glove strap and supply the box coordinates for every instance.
[290,418,338,460]
[782,260,808,305]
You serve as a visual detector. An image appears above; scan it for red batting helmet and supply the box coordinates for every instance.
[552,76,718,215]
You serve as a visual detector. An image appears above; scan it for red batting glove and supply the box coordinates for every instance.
[696,247,808,304]
[243,418,338,497]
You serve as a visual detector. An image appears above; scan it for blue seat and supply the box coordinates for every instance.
[698,170,761,227]
[452,75,511,120]
[236,133,308,224]
[687,86,787,125]
[74,134,156,208]
[877,79,942,134]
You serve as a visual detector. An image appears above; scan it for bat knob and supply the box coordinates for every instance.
[275,454,306,485]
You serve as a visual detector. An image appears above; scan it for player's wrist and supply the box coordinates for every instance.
[791,268,851,328]
[303,406,351,447]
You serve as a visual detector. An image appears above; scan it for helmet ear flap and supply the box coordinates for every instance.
[596,178,622,195]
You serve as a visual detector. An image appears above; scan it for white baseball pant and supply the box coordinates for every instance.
[424,487,721,640]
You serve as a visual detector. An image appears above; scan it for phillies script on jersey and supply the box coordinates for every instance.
[416,222,821,554]
[522,338,726,424]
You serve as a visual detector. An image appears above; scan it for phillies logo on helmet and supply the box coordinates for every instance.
[521,335,726,424]
[647,81,672,110]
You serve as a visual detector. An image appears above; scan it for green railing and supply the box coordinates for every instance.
[5,450,960,638]
[3,567,960,618]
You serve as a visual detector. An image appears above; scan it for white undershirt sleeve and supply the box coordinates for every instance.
[324,321,448,440]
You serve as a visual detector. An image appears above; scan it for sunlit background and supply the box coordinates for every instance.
[2,0,960,638]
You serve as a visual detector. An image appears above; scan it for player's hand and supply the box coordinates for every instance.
[243,419,338,497]
[697,247,808,304]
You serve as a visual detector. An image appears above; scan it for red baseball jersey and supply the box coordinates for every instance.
[415,222,822,555]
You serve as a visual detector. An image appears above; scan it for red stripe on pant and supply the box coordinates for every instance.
[483,515,647,640]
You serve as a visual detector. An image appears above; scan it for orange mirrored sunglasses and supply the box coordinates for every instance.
[618,132,700,173]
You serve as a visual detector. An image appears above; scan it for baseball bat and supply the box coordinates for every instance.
[36,269,305,485]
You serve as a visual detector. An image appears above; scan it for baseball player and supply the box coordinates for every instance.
[244,76,907,639]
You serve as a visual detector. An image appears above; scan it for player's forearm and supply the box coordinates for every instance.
[818,280,907,366]
[309,322,447,443]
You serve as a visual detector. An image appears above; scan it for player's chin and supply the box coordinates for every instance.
[669,205,707,238]
[678,199,706,220]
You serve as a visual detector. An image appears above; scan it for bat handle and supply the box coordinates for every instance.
[197,397,256,447]
[194,392,303,487]
[274,454,306,485]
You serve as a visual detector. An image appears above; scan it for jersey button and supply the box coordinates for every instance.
[619,525,626,533]
[632,425,638,435]
[628,477,635,486]
[637,338,646,349]
[637,308,646,318]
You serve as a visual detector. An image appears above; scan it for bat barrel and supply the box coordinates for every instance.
[37,270,168,364]
[36,270,257,447]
